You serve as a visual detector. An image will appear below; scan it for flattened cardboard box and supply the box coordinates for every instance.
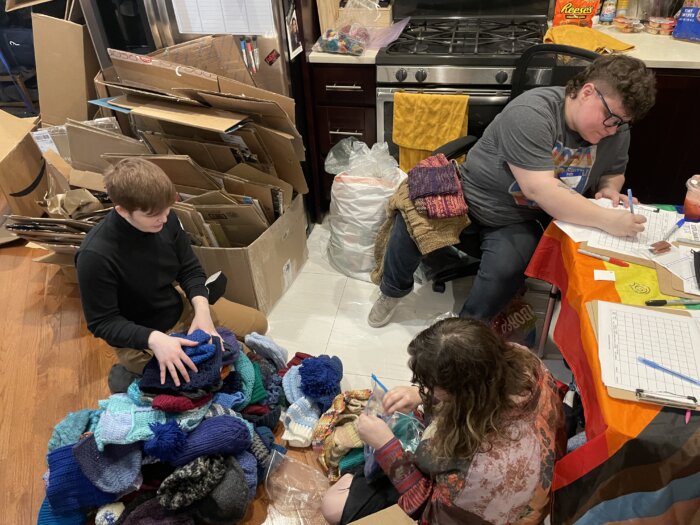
[349,505,416,524]
[32,14,100,127]
[192,195,307,315]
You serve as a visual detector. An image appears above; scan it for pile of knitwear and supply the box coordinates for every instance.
[277,352,345,448]
[38,329,290,525]
[407,153,468,219]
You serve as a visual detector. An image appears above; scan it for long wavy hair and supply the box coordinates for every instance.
[408,317,541,460]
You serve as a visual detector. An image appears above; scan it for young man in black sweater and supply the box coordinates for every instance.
[76,157,267,388]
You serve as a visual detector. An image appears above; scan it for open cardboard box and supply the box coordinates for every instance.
[192,194,308,315]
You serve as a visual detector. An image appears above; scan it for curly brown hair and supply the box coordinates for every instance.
[104,157,176,213]
[566,54,656,122]
[407,317,541,460]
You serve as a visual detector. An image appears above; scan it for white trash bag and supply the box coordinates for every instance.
[326,138,405,282]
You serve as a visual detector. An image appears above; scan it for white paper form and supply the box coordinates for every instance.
[587,205,682,259]
[554,198,615,242]
[173,0,275,35]
[597,301,700,400]
[653,245,700,296]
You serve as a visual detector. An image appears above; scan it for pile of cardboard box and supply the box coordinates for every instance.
[0,35,309,315]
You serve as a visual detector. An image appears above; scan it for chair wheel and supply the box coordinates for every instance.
[432,281,446,293]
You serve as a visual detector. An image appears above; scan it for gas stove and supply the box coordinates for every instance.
[376,16,548,87]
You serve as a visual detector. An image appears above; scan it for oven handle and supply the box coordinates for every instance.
[376,88,510,106]
[330,130,364,137]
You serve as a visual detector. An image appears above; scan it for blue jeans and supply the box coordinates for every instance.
[379,213,545,321]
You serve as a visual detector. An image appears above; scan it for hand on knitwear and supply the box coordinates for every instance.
[189,296,223,351]
[148,331,199,386]
[357,413,395,450]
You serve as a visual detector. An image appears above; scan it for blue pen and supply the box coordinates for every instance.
[371,373,389,393]
[660,218,686,242]
[627,188,635,214]
[240,38,249,68]
[638,357,700,388]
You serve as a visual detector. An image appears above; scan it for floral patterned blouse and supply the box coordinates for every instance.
[374,360,565,525]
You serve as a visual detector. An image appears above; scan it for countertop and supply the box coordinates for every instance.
[308,25,700,69]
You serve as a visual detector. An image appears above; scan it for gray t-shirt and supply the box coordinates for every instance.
[461,86,630,227]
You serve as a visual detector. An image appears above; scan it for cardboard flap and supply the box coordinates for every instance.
[65,121,150,172]
[128,99,250,134]
[102,154,220,193]
[248,124,308,195]
[227,163,292,208]
[218,76,295,124]
[109,48,220,96]
[148,35,255,87]
[0,112,39,158]
[196,91,304,161]
[163,137,238,173]
[97,80,203,107]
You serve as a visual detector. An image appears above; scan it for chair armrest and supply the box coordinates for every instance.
[432,135,478,160]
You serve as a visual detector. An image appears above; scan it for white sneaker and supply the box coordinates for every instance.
[367,293,401,328]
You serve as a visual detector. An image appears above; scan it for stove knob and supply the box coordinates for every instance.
[395,68,408,82]
[495,70,508,84]
[415,69,428,82]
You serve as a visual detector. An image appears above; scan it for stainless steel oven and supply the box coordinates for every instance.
[376,86,509,159]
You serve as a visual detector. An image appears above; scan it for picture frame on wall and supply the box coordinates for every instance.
[286,7,303,59]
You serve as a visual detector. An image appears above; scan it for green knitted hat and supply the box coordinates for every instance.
[248,362,268,405]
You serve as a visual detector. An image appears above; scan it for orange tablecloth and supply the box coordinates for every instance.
[526,224,700,525]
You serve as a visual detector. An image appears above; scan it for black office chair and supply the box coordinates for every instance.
[422,44,599,352]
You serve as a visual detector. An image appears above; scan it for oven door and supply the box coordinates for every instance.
[376,87,509,160]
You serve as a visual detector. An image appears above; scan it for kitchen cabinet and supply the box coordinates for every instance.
[310,63,376,208]
[626,69,700,205]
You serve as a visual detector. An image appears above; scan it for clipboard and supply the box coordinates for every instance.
[586,300,699,410]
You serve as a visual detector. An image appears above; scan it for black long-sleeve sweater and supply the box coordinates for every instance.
[75,209,208,350]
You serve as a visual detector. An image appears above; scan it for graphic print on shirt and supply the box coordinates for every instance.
[508,142,597,208]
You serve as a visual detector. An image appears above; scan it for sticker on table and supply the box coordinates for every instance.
[594,269,617,282]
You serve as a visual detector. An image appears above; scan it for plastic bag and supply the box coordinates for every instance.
[362,375,424,481]
[312,22,371,55]
[326,138,405,282]
[265,450,329,521]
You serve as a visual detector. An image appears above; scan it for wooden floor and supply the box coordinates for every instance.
[0,196,325,525]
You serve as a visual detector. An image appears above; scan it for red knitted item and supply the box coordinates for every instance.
[152,393,213,412]
[278,352,314,377]
[241,404,271,415]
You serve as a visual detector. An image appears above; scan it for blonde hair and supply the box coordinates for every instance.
[408,318,541,460]
[104,157,176,213]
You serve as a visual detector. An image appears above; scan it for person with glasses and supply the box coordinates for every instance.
[369,54,656,328]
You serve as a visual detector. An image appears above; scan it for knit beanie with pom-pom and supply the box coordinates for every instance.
[299,355,343,412]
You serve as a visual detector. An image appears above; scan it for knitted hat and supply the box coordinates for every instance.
[242,404,270,416]
[216,327,242,363]
[93,394,167,451]
[234,450,258,501]
[249,430,272,481]
[95,502,126,525]
[282,397,321,448]
[244,332,288,371]
[108,364,142,395]
[171,402,211,433]
[255,426,275,449]
[143,421,187,463]
[71,434,143,494]
[282,365,304,405]
[121,496,195,525]
[240,404,282,431]
[47,409,102,453]
[338,447,365,476]
[298,356,343,412]
[157,455,227,510]
[192,457,249,525]
[36,497,86,525]
[169,330,217,364]
[152,393,213,412]
[266,375,283,407]
[169,416,251,467]
[46,444,116,514]
[211,391,244,409]
[248,362,269,405]
[219,369,243,394]
[285,351,313,370]
[139,336,223,394]
[248,352,275,389]
[232,351,255,410]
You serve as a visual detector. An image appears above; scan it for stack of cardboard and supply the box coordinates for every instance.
[0,35,309,314]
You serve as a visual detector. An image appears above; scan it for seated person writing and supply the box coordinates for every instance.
[369,54,656,328]
[75,158,268,389]
[321,317,565,525]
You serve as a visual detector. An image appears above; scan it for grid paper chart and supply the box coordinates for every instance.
[588,206,680,258]
[598,302,700,401]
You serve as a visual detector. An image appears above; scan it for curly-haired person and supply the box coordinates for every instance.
[322,317,565,525]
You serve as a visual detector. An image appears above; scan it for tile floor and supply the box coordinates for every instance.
[266,221,572,391]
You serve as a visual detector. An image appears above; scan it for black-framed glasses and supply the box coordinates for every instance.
[594,87,632,132]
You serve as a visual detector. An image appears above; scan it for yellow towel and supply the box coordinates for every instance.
[393,92,468,172]
[544,25,634,54]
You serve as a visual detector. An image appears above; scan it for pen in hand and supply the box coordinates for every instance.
[627,188,635,214]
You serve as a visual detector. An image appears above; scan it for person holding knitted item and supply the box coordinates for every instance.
[321,317,565,525]
[75,158,268,388]
[369,55,656,327]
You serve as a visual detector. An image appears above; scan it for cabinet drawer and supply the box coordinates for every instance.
[312,64,376,106]
[316,106,376,157]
